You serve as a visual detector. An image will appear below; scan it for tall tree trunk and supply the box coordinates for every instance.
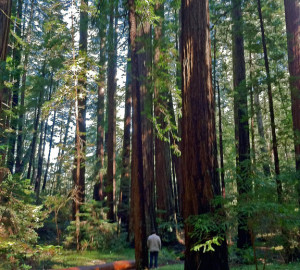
[6,0,22,173]
[231,0,251,249]
[27,74,44,181]
[16,0,34,174]
[257,0,283,203]
[0,0,12,169]
[217,83,225,198]
[57,108,71,189]
[118,45,132,232]
[171,6,183,217]
[128,0,148,268]
[34,120,45,203]
[72,0,88,251]
[136,13,155,238]
[106,0,117,222]
[42,110,56,191]
[94,0,107,203]
[284,0,300,205]
[181,0,229,269]
[154,2,176,242]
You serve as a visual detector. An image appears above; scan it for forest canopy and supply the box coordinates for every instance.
[0,0,300,269]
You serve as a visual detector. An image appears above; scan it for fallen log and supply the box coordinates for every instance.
[54,260,135,270]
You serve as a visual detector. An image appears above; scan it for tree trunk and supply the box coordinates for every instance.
[154,2,176,242]
[57,108,71,189]
[0,0,12,166]
[16,0,34,174]
[136,13,155,238]
[284,0,300,204]
[6,0,22,173]
[94,0,107,203]
[128,0,148,268]
[231,0,251,249]
[181,0,229,269]
[217,83,225,198]
[0,0,12,61]
[106,0,117,222]
[27,77,44,181]
[34,120,45,203]
[118,45,132,232]
[72,1,88,251]
[257,0,283,203]
[42,110,56,191]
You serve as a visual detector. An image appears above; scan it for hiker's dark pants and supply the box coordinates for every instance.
[149,251,158,268]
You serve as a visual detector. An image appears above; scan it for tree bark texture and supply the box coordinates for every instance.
[0,0,12,164]
[0,0,12,61]
[106,0,117,222]
[232,0,251,249]
[284,0,300,203]
[181,0,229,269]
[136,17,155,236]
[72,0,88,224]
[128,0,148,268]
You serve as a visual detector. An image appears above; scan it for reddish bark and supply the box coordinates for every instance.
[128,0,148,268]
[232,0,252,248]
[284,0,300,203]
[181,0,229,269]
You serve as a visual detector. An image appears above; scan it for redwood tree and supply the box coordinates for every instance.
[231,0,251,249]
[106,0,117,222]
[181,0,229,269]
[136,15,155,236]
[284,0,300,204]
[0,0,12,168]
[128,0,148,268]
[72,1,88,250]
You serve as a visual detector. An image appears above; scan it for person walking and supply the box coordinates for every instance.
[147,230,161,269]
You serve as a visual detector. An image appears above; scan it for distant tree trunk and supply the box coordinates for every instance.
[168,99,182,216]
[284,0,300,205]
[106,0,117,222]
[181,0,229,269]
[42,110,56,191]
[154,2,176,242]
[6,0,23,173]
[118,45,132,231]
[57,108,71,189]
[72,0,88,251]
[94,0,107,203]
[172,9,183,217]
[128,0,148,268]
[136,14,155,237]
[17,0,34,175]
[231,0,251,249]
[217,83,225,198]
[0,0,12,167]
[34,119,45,203]
[257,0,283,203]
[28,78,44,181]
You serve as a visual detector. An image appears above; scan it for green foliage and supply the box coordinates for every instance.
[0,173,50,269]
[191,236,224,253]
[64,201,127,251]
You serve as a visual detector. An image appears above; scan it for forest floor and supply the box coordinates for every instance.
[36,245,300,270]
